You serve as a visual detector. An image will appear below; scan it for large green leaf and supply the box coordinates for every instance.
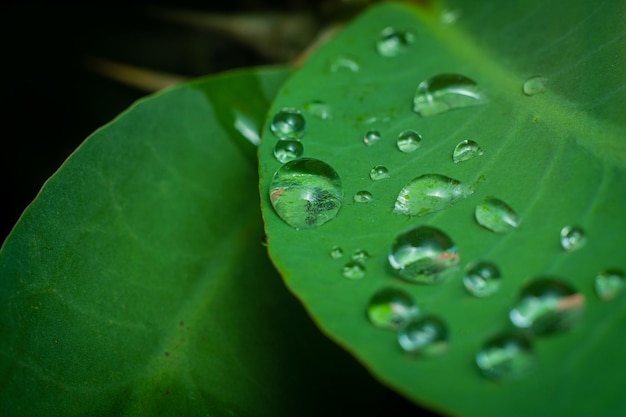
[0,67,420,416]
[259,1,626,417]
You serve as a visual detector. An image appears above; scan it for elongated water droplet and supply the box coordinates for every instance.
[463,261,501,297]
[273,138,303,163]
[389,225,459,284]
[413,74,488,117]
[397,130,422,153]
[398,315,448,356]
[509,277,585,335]
[353,190,373,203]
[304,100,333,120]
[595,269,625,301]
[352,249,371,263]
[475,197,521,233]
[370,165,390,181]
[269,158,343,229]
[453,139,484,163]
[476,333,534,381]
[393,174,475,216]
[367,287,419,330]
[377,27,415,57]
[342,261,365,279]
[270,108,306,138]
[523,76,548,96]
[560,225,587,252]
[329,56,360,72]
[364,130,382,146]
[330,246,344,259]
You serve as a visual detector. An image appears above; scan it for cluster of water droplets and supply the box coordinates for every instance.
[330,246,372,280]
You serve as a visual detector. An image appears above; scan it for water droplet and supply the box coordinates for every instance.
[475,197,521,233]
[269,158,343,229]
[463,261,502,297]
[330,246,344,259]
[342,261,365,279]
[453,139,484,163]
[273,138,304,163]
[352,249,371,263]
[560,225,587,252]
[523,76,548,96]
[261,235,268,247]
[413,74,488,117]
[595,269,625,301]
[370,166,390,181]
[509,277,585,335]
[397,130,422,153]
[329,56,360,72]
[393,174,475,217]
[388,225,459,284]
[367,287,419,330]
[364,130,382,146]
[270,108,306,139]
[377,27,415,57]
[304,100,333,120]
[398,315,448,356]
[353,190,373,203]
[476,333,534,381]
[440,8,462,24]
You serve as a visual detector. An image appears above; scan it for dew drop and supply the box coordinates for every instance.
[476,333,534,381]
[475,197,521,233]
[304,100,333,120]
[376,27,415,57]
[398,315,448,356]
[523,76,548,96]
[352,249,371,263]
[453,139,484,163]
[330,245,344,259]
[393,174,475,216]
[269,158,343,229]
[270,108,306,139]
[413,73,488,117]
[560,225,587,252]
[329,56,360,73]
[370,165,390,181]
[388,225,459,284]
[273,138,304,163]
[509,277,585,335]
[364,130,382,146]
[595,269,625,301]
[342,261,365,279]
[353,190,374,203]
[397,130,422,153]
[440,8,462,24]
[463,261,502,297]
[367,287,419,330]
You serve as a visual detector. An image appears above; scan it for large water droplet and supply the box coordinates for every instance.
[342,261,365,279]
[509,277,585,335]
[376,27,415,57]
[304,100,333,120]
[367,287,419,330]
[388,225,459,284]
[329,56,360,73]
[330,245,344,259]
[269,158,343,229]
[476,333,534,381]
[413,74,488,117]
[453,139,484,163]
[463,261,502,297]
[393,174,475,216]
[522,76,548,96]
[560,225,587,252]
[398,315,448,356]
[353,190,373,203]
[475,197,521,233]
[364,130,382,146]
[273,138,304,163]
[595,269,625,301]
[397,130,422,153]
[270,108,306,138]
[370,165,390,181]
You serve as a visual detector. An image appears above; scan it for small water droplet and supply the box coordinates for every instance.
[397,130,422,153]
[376,27,415,57]
[440,8,462,24]
[523,76,548,96]
[270,108,306,139]
[352,249,371,263]
[509,277,585,335]
[370,165,390,181]
[342,261,365,279]
[329,56,360,73]
[273,138,304,163]
[353,190,374,203]
[595,269,625,301]
[398,315,448,356]
[330,246,344,259]
[393,174,475,216]
[475,197,521,233]
[560,225,587,252]
[388,225,459,284]
[304,100,333,120]
[367,287,419,330]
[364,130,382,146]
[269,158,343,229]
[413,74,488,117]
[261,235,268,247]
[476,333,534,381]
[453,139,484,163]
[463,261,502,297]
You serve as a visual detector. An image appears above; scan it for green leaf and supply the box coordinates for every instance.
[259,1,626,417]
[0,67,419,416]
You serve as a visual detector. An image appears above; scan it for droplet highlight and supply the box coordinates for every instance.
[330,246,344,259]
[397,130,422,153]
[364,130,382,146]
[523,76,548,96]
[367,287,419,331]
[270,108,306,139]
[353,190,373,203]
[269,158,343,229]
[413,73,488,117]
[475,197,521,233]
[393,174,475,217]
[453,139,484,163]
[370,166,390,181]
[304,100,333,120]
[463,261,502,297]
[560,225,587,252]
[476,333,534,381]
[376,27,415,57]
[398,315,448,356]
[273,138,303,163]
[342,261,365,279]
[595,269,625,301]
